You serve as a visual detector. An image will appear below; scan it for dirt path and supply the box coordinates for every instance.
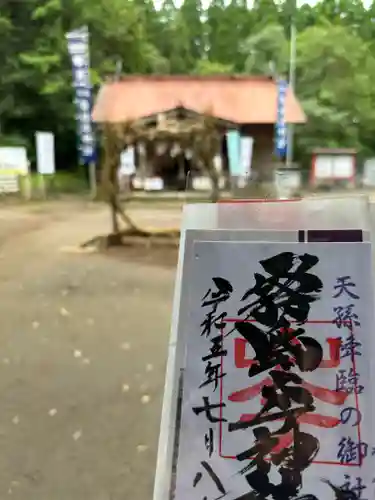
[0,201,177,500]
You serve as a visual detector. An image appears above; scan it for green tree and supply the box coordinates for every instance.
[241,24,288,76]
[1,0,375,167]
[252,0,280,27]
[1,0,76,153]
[180,0,205,62]
[206,0,254,69]
[296,21,375,156]
[194,60,234,74]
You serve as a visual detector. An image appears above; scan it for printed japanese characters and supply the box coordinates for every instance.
[174,242,374,500]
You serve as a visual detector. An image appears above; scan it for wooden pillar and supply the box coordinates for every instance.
[102,125,121,234]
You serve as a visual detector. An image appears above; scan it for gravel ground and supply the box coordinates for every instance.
[0,200,179,500]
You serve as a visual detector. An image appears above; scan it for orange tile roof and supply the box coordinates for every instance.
[92,75,306,125]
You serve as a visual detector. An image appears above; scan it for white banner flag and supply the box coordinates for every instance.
[174,241,374,500]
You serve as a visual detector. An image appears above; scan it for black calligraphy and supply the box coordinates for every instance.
[336,437,368,465]
[333,275,363,471]
[193,461,227,500]
[192,277,232,500]
[229,252,324,500]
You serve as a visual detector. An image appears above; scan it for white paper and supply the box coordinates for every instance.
[119,147,136,176]
[153,230,306,500]
[332,156,354,179]
[153,199,372,500]
[314,156,332,179]
[36,132,55,175]
[175,241,374,500]
[171,143,181,157]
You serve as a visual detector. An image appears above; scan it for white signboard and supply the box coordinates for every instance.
[363,159,375,187]
[36,132,55,175]
[0,147,28,175]
[314,155,354,180]
[175,241,374,500]
[119,147,135,176]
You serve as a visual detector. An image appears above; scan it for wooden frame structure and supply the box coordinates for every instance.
[100,107,238,239]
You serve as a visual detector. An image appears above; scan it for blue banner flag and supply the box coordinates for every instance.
[66,26,96,165]
[275,79,288,157]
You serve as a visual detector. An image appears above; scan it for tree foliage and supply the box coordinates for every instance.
[1,0,375,168]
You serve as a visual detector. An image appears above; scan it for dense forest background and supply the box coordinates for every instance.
[1,0,375,170]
